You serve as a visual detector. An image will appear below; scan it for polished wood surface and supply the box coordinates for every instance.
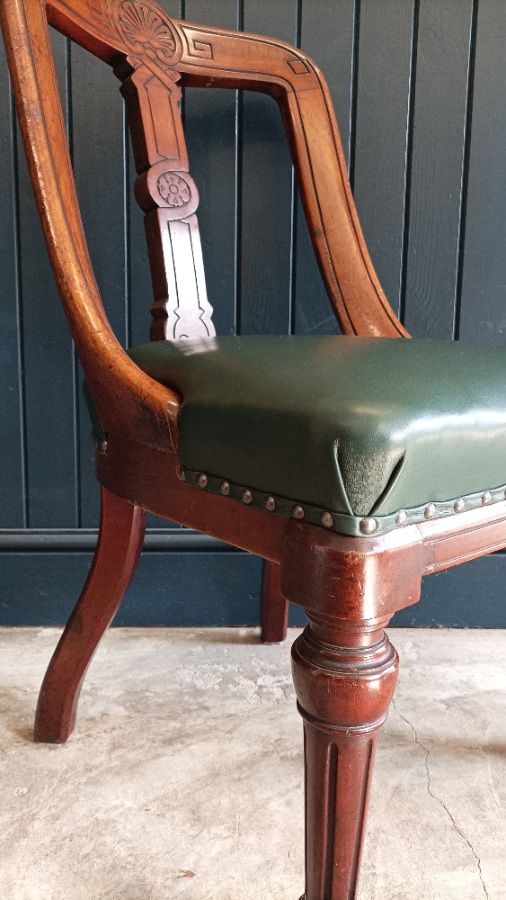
[292,614,398,899]
[2,1,505,897]
[261,561,289,644]
[121,60,215,341]
[34,486,146,743]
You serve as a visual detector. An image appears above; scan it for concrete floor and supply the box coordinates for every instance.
[0,628,505,900]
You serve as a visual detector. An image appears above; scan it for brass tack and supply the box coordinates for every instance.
[292,505,305,520]
[242,489,253,504]
[265,496,276,511]
[395,510,407,527]
[424,503,436,519]
[97,439,108,454]
[177,467,186,482]
[320,511,334,529]
[220,481,230,496]
[359,517,377,535]
[454,498,465,513]
[197,473,208,488]
[482,490,491,506]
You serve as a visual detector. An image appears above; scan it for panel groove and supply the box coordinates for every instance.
[10,88,29,530]
[348,0,362,191]
[288,0,303,335]
[234,0,244,334]
[236,0,244,332]
[123,104,132,348]
[323,741,338,898]
[454,0,480,341]
[66,38,82,529]
[399,0,420,325]
[289,167,298,336]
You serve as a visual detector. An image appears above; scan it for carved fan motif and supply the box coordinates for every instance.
[117,0,178,64]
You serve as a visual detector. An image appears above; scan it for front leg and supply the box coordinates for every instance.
[280,519,422,899]
[291,614,399,900]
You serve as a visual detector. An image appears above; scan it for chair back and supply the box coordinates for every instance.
[0,0,407,443]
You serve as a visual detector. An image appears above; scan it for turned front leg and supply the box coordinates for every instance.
[291,615,399,900]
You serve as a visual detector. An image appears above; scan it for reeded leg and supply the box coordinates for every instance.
[34,487,146,744]
[260,560,289,643]
[291,614,399,900]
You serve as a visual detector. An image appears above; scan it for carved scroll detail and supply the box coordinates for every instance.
[188,38,214,60]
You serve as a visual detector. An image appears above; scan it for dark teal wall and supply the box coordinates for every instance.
[1,0,506,627]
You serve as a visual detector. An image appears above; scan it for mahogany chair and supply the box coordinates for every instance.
[2,1,506,897]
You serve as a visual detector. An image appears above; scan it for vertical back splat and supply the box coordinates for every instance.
[115,4,215,341]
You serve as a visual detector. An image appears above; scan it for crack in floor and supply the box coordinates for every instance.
[391,697,490,900]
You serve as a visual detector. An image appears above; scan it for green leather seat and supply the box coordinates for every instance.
[127,335,506,537]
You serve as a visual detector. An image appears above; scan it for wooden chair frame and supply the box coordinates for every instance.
[2,1,505,896]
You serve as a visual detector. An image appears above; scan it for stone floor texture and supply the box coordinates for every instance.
[0,627,505,900]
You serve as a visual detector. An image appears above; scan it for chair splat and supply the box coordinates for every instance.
[119,61,215,340]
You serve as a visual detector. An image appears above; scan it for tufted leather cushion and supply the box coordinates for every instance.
[126,336,506,536]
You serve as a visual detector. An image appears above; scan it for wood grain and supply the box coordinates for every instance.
[34,486,146,743]
[3,3,506,897]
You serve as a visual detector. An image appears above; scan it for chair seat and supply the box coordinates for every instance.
[127,336,506,536]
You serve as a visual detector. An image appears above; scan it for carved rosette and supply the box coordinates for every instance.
[113,0,182,67]
[157,172,190,208]
[135,160,199,219]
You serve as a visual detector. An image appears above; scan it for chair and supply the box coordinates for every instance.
[2,1,506,897]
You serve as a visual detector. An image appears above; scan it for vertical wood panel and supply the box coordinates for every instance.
[16,32,76,527]
[458,0,506,344]
[0,43,25,527]
[352,0,414,316]
[403,0,474,338]
[184,0,239,336]
[127,132,153,349]
[240,0,297,335]
[294,0,356,336]
[70,42,127,526]
[1,1,506,625]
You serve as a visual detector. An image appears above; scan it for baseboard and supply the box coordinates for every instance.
[0,531,504,627]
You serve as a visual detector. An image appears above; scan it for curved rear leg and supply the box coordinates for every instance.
[261,561,289,643]
[34,487,146,744]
